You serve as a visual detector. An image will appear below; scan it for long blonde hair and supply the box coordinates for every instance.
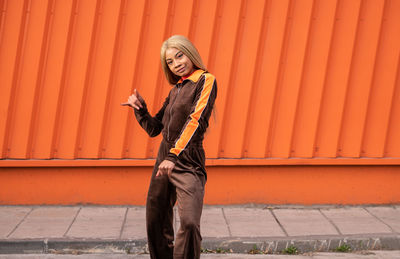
[160,35,206,85]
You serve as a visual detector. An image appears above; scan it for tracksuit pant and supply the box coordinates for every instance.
[146,140,206,259]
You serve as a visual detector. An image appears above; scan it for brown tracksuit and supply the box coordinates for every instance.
[134,69,217,259]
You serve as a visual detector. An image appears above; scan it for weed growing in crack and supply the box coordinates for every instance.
[282,245,298,255]
[335,244,351,252]
[248,244,264,254]
[201,247,231,254]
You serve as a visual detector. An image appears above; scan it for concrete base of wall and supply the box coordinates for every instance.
[0,165,399,205]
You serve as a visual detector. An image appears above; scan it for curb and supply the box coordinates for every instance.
[202,235,400,254]
[1,235,399,255]
[0,239,148,255]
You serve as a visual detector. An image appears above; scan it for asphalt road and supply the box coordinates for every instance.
[0,251,400,259]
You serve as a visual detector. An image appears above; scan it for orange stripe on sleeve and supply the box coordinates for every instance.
[170,73,215,156]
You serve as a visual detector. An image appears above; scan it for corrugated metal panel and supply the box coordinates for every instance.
[1,0,400,161]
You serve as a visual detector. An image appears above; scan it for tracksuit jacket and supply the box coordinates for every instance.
[134,69,217,178]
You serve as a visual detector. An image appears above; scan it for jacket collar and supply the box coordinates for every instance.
[178,69,206,84]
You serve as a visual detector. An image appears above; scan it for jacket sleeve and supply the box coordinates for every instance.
[134,95,169,137]
[165,73,217,163]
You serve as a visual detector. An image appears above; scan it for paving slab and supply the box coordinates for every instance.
[201,208,230,238]
[366,206,400,233]
[120,208,146,239]
[0,207,31,238]
[175,207,231,238]
[273,209,338,236]
[223,208,285,237]
[10,207,79,239]
[321,207,392,235]
[66,207,126,239]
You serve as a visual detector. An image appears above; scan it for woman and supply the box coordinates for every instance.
[122,35,217,259]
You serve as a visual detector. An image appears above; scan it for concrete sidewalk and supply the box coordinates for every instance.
[0,205,399,255]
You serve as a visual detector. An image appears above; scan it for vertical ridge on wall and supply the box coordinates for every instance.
[289,0,316,158]
[188,0,198,40]
[0,0,6,32]
[217,0,246,158]
[55,0,97,159]
[40,0,75,158]
[0,0,24,158]
[75,0,115,158]
[98,0,126,158]
[19,0,49,158]
[5,0,49,159]
[338,0,385,158]
[0,0,399,162]
[314,0,362,158]
[104,0,145,159]
[204,0,222,74]
[51,0,77,159]
[26,0,54,158]
[72,0,100,158]
[265,0,293,158]
[223,0,266,158]
[335,0,364,158]
[385,51,400,157]
[1,0,23,158]
[359,0,387,158]
[209,0,242,158]
[121,0,149,159]
[364,0,400,158]
[81,0,121,158]
[311,0,339,158]
[246,0,290,158]
[383,0,400,158]
[292,0,337,158]
[272,0,314,158]
[242,0,271,158]
[219,0,256,158]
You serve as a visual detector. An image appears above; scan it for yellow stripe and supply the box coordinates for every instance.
[170,73,215,156]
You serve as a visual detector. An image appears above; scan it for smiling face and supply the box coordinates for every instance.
[165,47,195,78]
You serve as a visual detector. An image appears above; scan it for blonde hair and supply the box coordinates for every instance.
[160,35,206,85]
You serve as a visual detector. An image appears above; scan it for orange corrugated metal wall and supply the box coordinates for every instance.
[1,0,400,205]
[1,0,400,161]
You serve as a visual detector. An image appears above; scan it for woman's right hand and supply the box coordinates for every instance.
[121,89,144,110]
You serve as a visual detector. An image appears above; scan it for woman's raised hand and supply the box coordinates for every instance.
[121,89,144,110]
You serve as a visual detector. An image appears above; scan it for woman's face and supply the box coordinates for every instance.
[165,47,194,77]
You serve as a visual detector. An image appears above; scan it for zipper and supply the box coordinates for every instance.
[167,85,181,141]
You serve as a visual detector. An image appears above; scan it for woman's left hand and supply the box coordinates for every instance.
[156,160,175,177]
